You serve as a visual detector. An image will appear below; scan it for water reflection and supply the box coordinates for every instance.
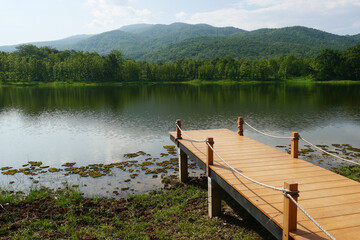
[0,83,359,195]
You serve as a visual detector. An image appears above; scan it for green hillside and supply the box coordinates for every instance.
[68,23,245,57]
[69,24,360,61]
[140,26,360,62]
[1,23,359,62]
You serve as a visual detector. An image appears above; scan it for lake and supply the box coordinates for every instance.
[0,82,360,197]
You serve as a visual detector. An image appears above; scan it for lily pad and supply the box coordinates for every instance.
[0,166,12,171]
[48,168,61,173]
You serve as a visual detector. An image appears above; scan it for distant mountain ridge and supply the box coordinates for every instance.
[1,23,359,62]
[0,34,92,52]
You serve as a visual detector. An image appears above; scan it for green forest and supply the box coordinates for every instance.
[0,43,359,83]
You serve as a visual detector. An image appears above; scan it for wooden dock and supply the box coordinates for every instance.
[170,119,360,240]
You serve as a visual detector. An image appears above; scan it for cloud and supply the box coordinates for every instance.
[175,11,187,20]
[87,0,151,29]
[185,0,360,35]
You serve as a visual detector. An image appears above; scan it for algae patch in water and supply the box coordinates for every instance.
[48,168,61,173]
[163,145,177,155]
[0,167,12,171]
[0,145,200,196]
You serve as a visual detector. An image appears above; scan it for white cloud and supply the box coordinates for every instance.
[175,11,187,20]
[87,0,151,29]
[184,0,360,35]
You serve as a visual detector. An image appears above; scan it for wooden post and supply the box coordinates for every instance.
[207,137,214,176]
[176,119,182,140]
[291,132,299,158]
[179,148,188,182]
[208,177,221,218]
[238,117,244,136]
[283,181,299,240]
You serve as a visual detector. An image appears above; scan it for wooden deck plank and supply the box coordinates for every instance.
[226,172,347,187]
[230,179,358,196]
[169,129,360,239]
[258,192,360,210]
[221,170,336,183]
[293,226,360,240]
[242,185,360,206]
[271,202,360,224]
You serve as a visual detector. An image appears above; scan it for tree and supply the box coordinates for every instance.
[105,50,123,81]
[343,44,360,80]
[314,49,344,80]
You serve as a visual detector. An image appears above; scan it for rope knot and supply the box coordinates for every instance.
[206,139,214,145]
[282,188,300,198]
[292,135,300,141]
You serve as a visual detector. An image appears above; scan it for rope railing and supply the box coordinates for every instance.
[243,119,360,166]
[176,123,207,143]
[175,119,337,240]
[244,121,294,139]
[300,136,360,166]
[206,138,335,239]
[285,193,336,240]
[176,122,294,193]
[207,140,336,240]
[206,141,285,192]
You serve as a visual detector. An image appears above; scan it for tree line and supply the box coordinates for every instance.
[0,44,359,83]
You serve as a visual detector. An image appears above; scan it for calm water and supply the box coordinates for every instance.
[0,83,359,196]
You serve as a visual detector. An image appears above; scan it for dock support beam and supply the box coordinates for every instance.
[283,181,299,240]
[208,177,222,218]
[291,132,299,158]
[176,119,188,182]
[179,149,188,182]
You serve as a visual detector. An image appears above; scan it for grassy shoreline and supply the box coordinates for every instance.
[1,164,359,239]
[1,78,360,87]
[0,176,273,240]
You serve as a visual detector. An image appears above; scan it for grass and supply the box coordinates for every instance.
[1,163,359,239]
[2,78,360,87]
[0,176,273,240]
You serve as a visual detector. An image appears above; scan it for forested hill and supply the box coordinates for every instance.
[68,23,245,59]
[139,26,360,62]
[0,23,359,62]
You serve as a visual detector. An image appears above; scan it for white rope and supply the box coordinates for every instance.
[286,193,336,240]
[244,121,294,139]
[243,120,359,166]
[300,136,360,166]
[209,140,335,239]
[206,141,284,192]
[176,122,335,239]
[176,123,207,143]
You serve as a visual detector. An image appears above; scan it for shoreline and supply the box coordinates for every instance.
[1,145,359,239]
[1,165,358,239]
[1,78,360,87]
[0,176,274,240]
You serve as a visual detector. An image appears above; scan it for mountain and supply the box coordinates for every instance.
[119,23,155,33]
[0,34,92,52]
[140,26,360,62]
[1,23,359,62]
[352,33,360,41]
[67,23,246,58]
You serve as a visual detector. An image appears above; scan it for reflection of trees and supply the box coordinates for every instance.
[0,83,359,130]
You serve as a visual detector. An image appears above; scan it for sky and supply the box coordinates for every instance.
[1,0,360,46]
